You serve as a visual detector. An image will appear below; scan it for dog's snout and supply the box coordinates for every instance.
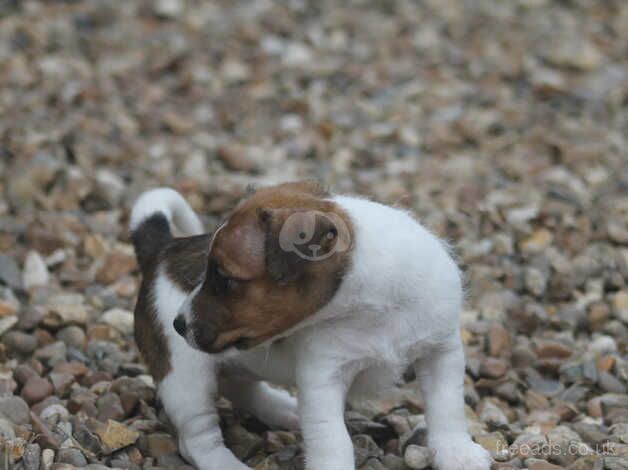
[173,315,187,336]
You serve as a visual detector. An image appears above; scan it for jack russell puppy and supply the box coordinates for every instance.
[129,181,491,470]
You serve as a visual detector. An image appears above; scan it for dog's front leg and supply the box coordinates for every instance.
[159,344,250,470]
[415,337,492,470]
[297,363,355,470]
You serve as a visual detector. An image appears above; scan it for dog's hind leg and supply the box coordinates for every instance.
[219,376,299,430]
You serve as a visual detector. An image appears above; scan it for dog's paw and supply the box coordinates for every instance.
[258,393,299,430]
[179,437,251,470]
[430,436,492,470]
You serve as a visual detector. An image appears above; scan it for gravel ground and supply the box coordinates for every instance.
[0,0,627,469]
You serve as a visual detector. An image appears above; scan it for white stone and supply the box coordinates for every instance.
[101,308,134,335]
[22,251,49,289]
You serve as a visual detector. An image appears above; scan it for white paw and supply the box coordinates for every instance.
[257,393,299,430]
[430,436,492,470]
[179,436,251,470]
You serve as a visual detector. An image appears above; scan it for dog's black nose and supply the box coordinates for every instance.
[173,315,187,336]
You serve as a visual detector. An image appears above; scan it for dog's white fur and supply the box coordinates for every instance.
[131,188,491,470]
[130,188,205,237]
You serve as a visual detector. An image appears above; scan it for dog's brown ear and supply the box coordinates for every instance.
[258,208,306,284]
[212,220,266,280]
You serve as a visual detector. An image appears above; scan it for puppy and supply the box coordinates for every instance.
[131,182,492,470]
[130,188,299,470]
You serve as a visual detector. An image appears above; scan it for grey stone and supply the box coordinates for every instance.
[56,448,87,467]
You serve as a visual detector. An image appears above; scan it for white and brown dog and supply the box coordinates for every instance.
[129,181,491,470]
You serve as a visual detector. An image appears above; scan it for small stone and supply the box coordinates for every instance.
[599,372,627,394]
[0,417,16,439]
[588,302,611,330]
[40,403,70,423]
[0,315,18,336]
[597,355,616,373]
[41,448,55,469]
[216,145,258,173]
[0,298,18,317]
[14,363,39,386]
[224,424,264,461]
[489,323,512,358]
[525,267,547,297]
[476,432,508,459]
[34,341,67,365]
[535,340,573,359]
[93,419,140,454]
[56,447,87,467]
[529,462,565,470]
[480,357,508,378]
[49,372,75,396]
[96,392,125,421]
[404,445,432,469]
[100,308,134,335]
[154,0,184,18]
[21,376,54,405]
[52,362,88,378]
[31,412,60,449]
[141,433,178,458]
[353,434,382,465]
[23,443,41,470]
[22,250,50,289]
[588,336,617,356]
[478,400,509,427]
[0,254,22,289]
[2,331,38,355]
[56,326,86,349]
[44,304,88,328]
[520,229,553,254]
[96,244,136,285]
[613,291,628,323]
[0,396,31,425]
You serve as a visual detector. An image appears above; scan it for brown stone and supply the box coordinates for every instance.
[21,376,53,405]
[480,357,508,378]
[488,323,512,358]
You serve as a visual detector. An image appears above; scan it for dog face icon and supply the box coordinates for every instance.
[278,210,351,261]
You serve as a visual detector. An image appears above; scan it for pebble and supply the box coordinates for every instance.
[56,447,88,467]
[21,375,54,405]
[56,326,86,349]
[3,331,39,355]
[0,396,31,425]
[403,445,432,469]
[0,254,22,289]
[100,308,134,335]
[0,315,18,336]
[23,443,41,470]
[22,250,50,289]
[93,419,140,454]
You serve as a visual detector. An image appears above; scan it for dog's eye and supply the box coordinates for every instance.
[215,265,239,293]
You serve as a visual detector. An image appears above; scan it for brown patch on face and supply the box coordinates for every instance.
[186,181,353,353]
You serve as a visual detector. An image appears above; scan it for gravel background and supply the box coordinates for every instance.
[0,0,627,469]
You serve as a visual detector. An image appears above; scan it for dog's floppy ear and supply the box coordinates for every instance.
[258,208,306,284]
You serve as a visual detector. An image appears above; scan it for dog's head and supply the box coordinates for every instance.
[173,181,353,353]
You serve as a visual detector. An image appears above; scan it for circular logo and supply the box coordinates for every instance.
[278,210,351,261]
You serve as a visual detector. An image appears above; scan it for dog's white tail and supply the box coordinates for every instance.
[129,188,203,236]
